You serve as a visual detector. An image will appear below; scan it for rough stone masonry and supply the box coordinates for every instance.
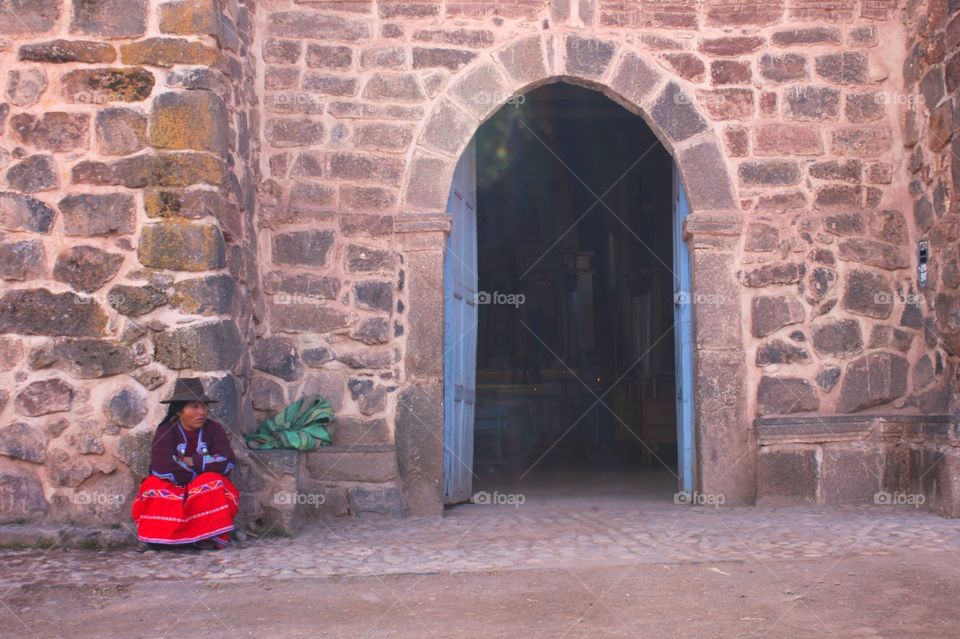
[1,0,960,534]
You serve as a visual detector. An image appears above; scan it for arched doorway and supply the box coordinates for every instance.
[442,82,695,505]
[395,37,753,515]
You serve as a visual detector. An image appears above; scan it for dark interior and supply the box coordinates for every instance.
[471,82,679,500]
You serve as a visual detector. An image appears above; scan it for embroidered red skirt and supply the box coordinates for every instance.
[131,472,239,545]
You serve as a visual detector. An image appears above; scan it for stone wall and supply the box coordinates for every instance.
[3,0,960,529]
[0,0,271,531]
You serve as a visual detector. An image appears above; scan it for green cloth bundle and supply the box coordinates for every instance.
[244,396,334,451]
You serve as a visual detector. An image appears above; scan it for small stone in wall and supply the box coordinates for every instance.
[153,320,242,371]
[138,222,226,271]
[171,274,237,316]
[0,239,44,281]
[94,108,147,156]
[60,192,136,236]
[129,367,167,391]
[61,67,155,103]
[0,470,49,519]
[757,376,819,416]
[0,422,47,463]
[352,316,390,345]
[751,294,805,338]
[841,269,893,319]
[19,39,116,63]
[68,420,104,455]
[48,447,94,487]
[10,112,90,152]
[251,376,285,412]
[15,378,75,416]
[354,280,393,313]
[816,365,841,392]
[71,0,146,38]
[104,387,148,428]
[837,352,908,413]
[252,337,303,382]
[302,346,334,368]
[0,191,56,233]
[107,284,168,316]
[30,338,137,378]
[53,245,124,293]
[755,340,810,366]
[7,154,59,193]
[6,68,47,107]
[811,318,863,358]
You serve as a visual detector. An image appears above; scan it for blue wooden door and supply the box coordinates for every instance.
[673,167,695,495]
[443,138,478,504]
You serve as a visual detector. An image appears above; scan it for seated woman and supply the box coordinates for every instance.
[131,377,239,550]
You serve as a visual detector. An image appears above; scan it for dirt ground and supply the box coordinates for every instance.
[3,548,958,639]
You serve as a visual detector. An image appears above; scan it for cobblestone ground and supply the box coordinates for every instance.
[2,499,959,589]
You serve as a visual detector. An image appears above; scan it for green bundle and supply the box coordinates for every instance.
[245,396,334,451]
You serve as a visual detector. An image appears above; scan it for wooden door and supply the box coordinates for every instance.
[673,166,695,496]
[443,138,478,504]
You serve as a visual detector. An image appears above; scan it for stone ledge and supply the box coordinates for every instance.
[0,523,136,549]
[757,414,956,444]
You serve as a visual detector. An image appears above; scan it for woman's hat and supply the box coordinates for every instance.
[160,377,219,404]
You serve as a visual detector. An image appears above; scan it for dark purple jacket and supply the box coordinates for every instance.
[149,418,236,486]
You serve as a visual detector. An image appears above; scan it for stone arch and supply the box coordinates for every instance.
[401,32,738,216]
[394,31,753,515]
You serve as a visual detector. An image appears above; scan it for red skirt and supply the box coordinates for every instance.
[131,472,239,545]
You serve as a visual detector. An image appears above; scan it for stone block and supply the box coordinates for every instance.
[757,448,817,503]
[61,67,154,103]
[120,38,219,67]
[678,141,736,210]
[757,376,819,415]
[53,246,123,293]
[104,387,148,428]
[170,274,237,316]
[348,485,405,516]
[10,112,89,152]
[60,193,135,236]
[71,0,146,38]
[822,447,883,504]
[495,35,547,85]
[15,378,75,416]
[73,153,223,188]
[150,91,228,155]
[0,0,59,34]
[661,53,705,82]
[784,85,840,120]
[650,82,707,142]
[811,318,863,358]
[815,52,868,84]
[396,381,444,515]
[138,222,226,271]
[841,269,893,319]
[6,68,47,107]
[0,470,49,521]
[7,155,58,193]
[252,337,302,382]
[30,338,136,378]
[759,53,807,82]
[0,240,44,281]
[0,422,47,463]
[0,192,56,234]
[0,288,108,337]
[304,448,398,482]
[153,320,242,371]
[837,352,908,412]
